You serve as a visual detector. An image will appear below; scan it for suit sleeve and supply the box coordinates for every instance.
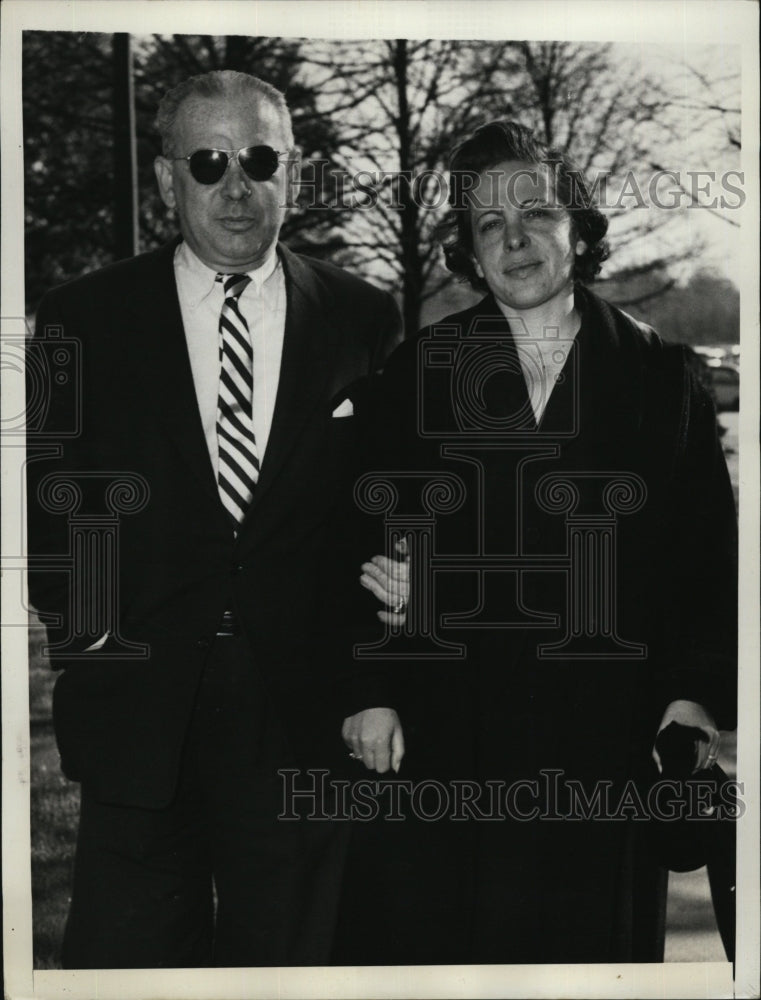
[325,292,412,721]
[26,290,82,646]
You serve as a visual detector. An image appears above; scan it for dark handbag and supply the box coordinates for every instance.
[651,721,736,960]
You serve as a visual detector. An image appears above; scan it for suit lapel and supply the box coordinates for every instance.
[124,241,345,538]
[125,239,221,505]
[240,245,341,524]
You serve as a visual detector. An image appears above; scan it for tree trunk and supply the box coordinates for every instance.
[393,40,423,336]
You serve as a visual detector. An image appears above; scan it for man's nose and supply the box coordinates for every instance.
[220,156,252,200]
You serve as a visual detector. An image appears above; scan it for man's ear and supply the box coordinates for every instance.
[285,147,302,208]
[154,156,176,209]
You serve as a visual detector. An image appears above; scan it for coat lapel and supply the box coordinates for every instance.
[123,241,345,538]
[124,239,221,505]
[463,296,537,431]
[566,286,646,451]
[467,287,646,446]
[239,244,341,524]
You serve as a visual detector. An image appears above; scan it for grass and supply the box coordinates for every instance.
[29,620,80,969]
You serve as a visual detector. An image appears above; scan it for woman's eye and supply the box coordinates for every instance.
[524,208,547,219]
[478,218,501,233]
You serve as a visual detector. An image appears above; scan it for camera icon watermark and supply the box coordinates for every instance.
[418,314,579,440]
[1,317,82,439]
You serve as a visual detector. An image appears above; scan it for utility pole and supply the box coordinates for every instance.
[113,33,138,259]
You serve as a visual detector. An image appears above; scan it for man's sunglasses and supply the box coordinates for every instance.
[172,145,290,185]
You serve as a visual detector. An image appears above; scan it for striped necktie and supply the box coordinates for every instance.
[215,272,259,529]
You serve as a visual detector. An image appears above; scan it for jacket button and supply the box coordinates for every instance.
[196,636,211,650]
[231,563,244,575]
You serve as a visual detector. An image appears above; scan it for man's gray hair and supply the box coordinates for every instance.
[156,70,294,155]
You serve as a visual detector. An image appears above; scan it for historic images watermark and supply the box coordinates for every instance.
[295,162,746,212]
[279,768,745,823]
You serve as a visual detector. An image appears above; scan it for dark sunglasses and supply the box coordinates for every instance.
[172,145,290,185]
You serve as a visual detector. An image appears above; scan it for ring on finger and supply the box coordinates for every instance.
[391,598,407,614]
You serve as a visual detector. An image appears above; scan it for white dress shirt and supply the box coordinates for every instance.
[174,240,287,476]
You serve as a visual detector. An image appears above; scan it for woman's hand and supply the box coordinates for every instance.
[360,539,409,625]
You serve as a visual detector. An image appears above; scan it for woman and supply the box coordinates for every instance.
[335,121,736,965]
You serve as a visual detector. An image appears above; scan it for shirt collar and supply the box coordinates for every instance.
[175,240,280,307]
[493,297,581,353]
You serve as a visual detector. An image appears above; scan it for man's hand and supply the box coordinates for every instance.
[652,699,720,774]
[342,707,405,774]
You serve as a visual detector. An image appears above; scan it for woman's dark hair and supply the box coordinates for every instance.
[436,120,609,290]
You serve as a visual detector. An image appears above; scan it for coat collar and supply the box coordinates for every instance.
[455,286,649,446]
[569,285,650,447]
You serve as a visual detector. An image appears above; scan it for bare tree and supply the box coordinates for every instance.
[304,38,521,333]
[25,33,739,323]
[301,39,739,326]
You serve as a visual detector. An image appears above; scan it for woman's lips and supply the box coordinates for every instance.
[504,261,541,276]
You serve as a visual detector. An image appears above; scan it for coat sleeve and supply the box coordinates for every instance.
[654,355,738,730]
[324,310,430,721]
[26,289,84,648]
[322,289,407,720]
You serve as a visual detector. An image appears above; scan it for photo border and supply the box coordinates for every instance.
[2,2,758,997]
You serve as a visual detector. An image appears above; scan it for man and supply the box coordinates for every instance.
[27,70,402,968]
[335,120,737,964]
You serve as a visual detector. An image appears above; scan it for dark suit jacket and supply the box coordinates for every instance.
[27,238,402,808]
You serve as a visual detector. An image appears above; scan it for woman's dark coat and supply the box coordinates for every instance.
[334,286,737,965]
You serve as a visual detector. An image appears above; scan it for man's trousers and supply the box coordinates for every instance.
[60,632,349,968]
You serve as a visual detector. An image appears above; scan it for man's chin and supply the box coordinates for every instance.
[192,237,275,273]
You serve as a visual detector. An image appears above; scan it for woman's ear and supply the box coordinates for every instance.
[575,239,588,256]
[472,256,485,279]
